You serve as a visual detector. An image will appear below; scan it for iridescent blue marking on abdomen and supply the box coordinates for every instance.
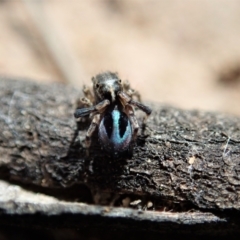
[98,109,132,154]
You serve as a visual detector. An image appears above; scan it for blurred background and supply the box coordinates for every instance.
[1,0,240,115]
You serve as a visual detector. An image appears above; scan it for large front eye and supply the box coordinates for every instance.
[118,79,122,84]
[95,83,100,89]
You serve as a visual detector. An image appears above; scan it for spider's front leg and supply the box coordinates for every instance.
[118,91,151,142]
[74,99,110,118]
[82,85,95,104]
[74,99,110,154]
[118,92,152,116]
[123,80,141,102]
[77,85,95,108]
[79,97,92,108]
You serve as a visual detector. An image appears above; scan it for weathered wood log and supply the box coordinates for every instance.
[0,77,240,237]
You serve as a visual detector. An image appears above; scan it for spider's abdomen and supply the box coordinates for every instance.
[98,109,132,154]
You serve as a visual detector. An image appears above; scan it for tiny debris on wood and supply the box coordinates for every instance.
[0,77,240,237]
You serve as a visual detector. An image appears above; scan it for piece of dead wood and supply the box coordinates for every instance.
[0,77,240,237]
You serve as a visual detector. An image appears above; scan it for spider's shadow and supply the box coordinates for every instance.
[66,114,149,185]
[65,118,90,161]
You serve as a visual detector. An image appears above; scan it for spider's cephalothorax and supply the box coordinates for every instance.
[74,71,152,156]
[92,72,123,103]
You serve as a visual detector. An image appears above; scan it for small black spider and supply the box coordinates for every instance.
[74,71,152,156]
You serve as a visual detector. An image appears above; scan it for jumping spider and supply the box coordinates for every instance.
[74,71,152,156]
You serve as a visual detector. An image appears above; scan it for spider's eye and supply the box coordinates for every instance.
[118,79,122,84]
[95,83,100,88]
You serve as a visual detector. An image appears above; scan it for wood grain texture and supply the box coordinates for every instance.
[0,77,240,237]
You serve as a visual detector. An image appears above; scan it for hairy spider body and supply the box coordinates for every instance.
[92,71,122,103]
[74,71,152,156]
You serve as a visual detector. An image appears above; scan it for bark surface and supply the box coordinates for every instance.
[0,77,240,237]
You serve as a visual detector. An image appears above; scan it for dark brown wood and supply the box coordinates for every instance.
[0,77,240,237]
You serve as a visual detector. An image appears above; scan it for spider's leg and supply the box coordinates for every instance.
[77,85,95,108]
[125,104,139,140]
[80,97,92,107]
[74,106,95,118]
[128,89,141,102]
[74,99,110,118]
[118,92,151,116]
[123,80,130,92]
[83,84,95,103]
[130,99,152,116]
[85,113,101,151]
[123,80,141,102]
